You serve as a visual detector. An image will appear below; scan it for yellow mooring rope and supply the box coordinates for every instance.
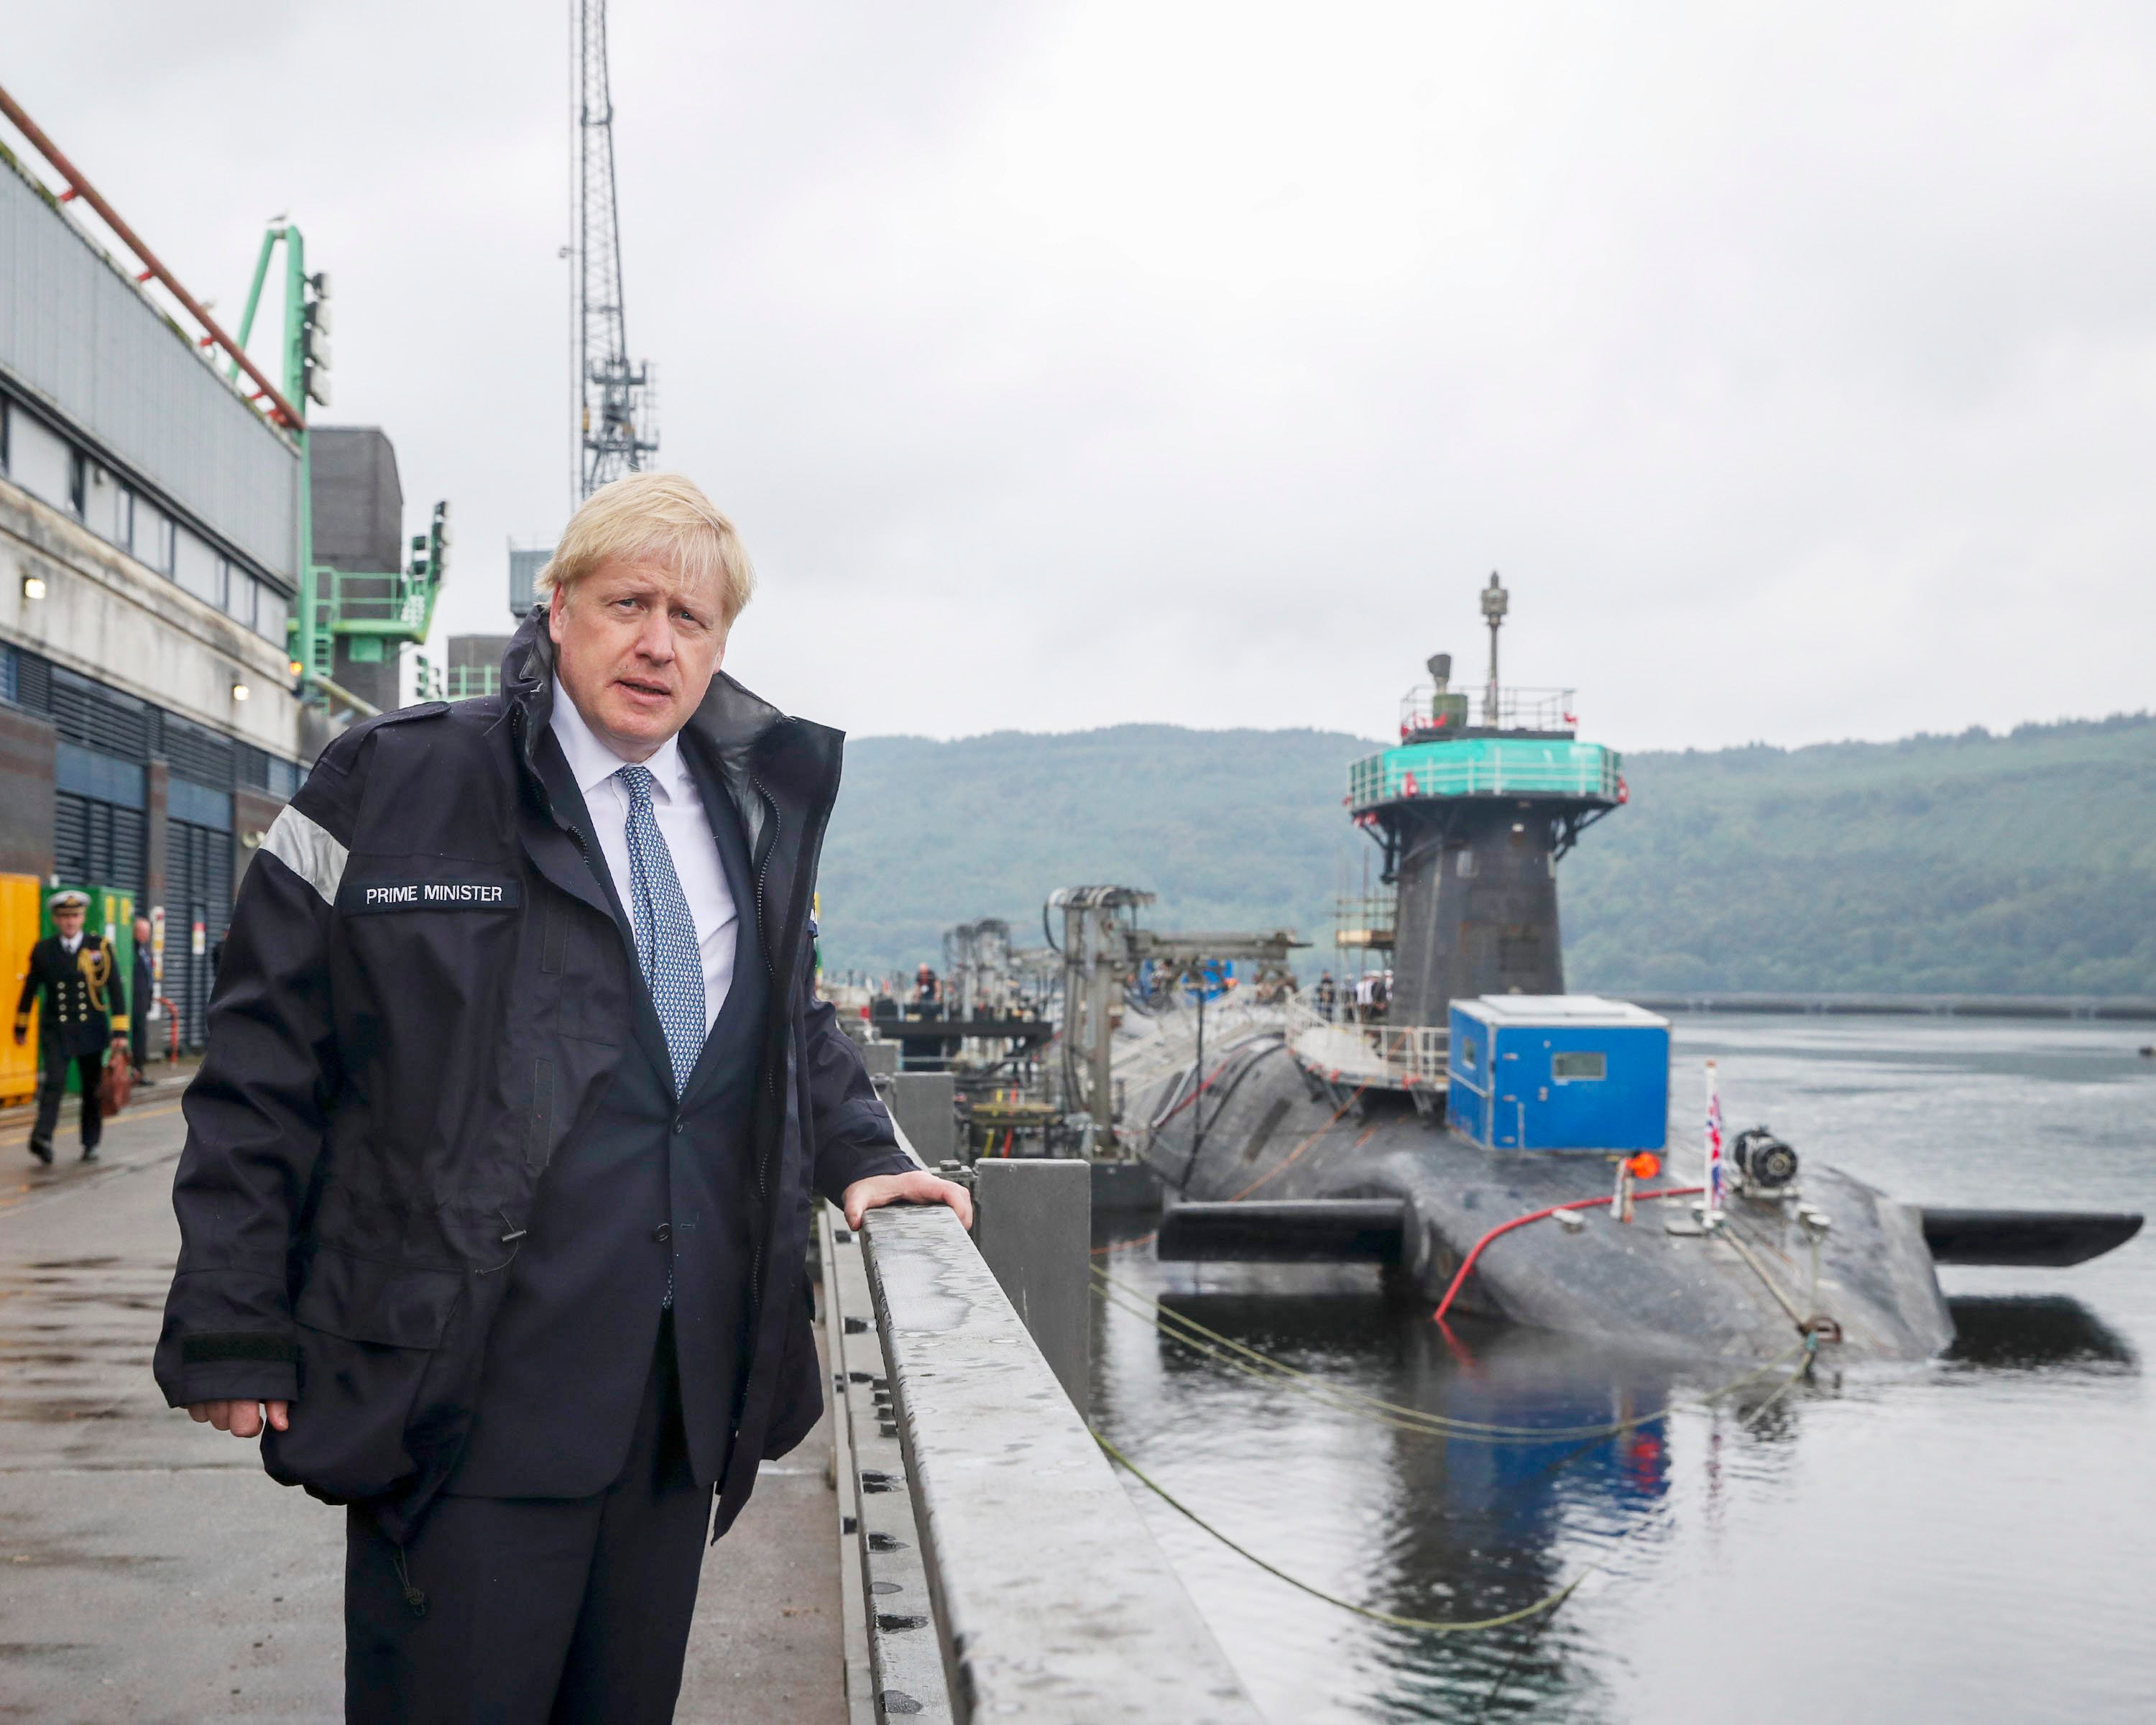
[1090,1284,1819,1634]
[1092,1427,1598,1633]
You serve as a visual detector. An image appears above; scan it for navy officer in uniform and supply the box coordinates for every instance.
[14,888,129,1164]
[154,472,970,1722]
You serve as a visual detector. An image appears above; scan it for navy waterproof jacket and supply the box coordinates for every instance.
[152,615,911,1543]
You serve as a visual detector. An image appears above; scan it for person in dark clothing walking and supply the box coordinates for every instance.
[153,472,971,1724]
[14,888,129,1164]
[129,914,157,1085]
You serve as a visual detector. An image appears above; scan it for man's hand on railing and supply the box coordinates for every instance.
[843,1169,975,1232]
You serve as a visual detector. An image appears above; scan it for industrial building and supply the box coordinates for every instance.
[309,425,452,716]
[0,102,444,1064]
[445,630,514,699]
[0,142,310,1062]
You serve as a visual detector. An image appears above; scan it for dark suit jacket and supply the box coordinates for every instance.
[449,732,773,1496]
[155,615,912,1546]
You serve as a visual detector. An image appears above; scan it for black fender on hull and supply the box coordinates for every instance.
[1158,1200,1406,1263]
[1917,1208,2142,1266]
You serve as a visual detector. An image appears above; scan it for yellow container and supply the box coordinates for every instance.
[0,873,42,1105]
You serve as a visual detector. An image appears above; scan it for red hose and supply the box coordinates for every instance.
[1431,1186,1705,1323]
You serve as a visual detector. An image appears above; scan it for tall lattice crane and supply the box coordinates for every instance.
[573,0,657,500]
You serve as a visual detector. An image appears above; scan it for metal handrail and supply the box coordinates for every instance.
[1285,997,1450,1088]
[1398,682,1575,737]
[323,568,430,633]
[830,1125,1262,1721]
[1332,891,1396,950]
[443,664,500,700]
[1348,743,1620,811]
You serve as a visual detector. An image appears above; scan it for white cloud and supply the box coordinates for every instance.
[9,1,2152,752]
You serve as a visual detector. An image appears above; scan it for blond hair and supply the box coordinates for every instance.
[537,472,756,623]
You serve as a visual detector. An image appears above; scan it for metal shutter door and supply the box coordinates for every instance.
[162,819,236,1049]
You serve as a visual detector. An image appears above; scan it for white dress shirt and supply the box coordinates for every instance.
[550,678,737,1033]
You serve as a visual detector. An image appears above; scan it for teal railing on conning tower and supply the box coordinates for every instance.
[1348,737,1621,811]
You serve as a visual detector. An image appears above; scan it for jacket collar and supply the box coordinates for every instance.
[504,604,793,758]
[502,607,847,1023]
[500,605,839,840]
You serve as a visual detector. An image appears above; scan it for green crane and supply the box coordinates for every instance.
[229,223,448,715]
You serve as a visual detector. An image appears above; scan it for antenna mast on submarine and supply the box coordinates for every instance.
[572,0,657,502]
[1480,570,1509,724]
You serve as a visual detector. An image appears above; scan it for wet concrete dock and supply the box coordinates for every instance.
[0,1077,845,1722]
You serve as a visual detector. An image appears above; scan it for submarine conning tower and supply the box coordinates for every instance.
[1349,574,1624,1029]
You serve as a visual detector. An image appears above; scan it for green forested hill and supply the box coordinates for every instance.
[816,713,2156,996]
[817,724,1361,975]
[1563,715,2156,995]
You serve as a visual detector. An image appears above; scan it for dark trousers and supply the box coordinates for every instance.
[31,1049,103,1154]
[345,1316,711,1724]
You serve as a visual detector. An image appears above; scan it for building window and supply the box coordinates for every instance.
[68,449,86,518]
[1,409,72,509]
[254,585,288,645]
[174,526,220,605]
[116,486,136,554]
[1551,1051,1606,1082]
[75,466,114,546]
[0,397,10,474]
[221,559,252,625]
[147,507,176,575]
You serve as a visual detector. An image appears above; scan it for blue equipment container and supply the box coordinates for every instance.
[1447,995,1670,1152]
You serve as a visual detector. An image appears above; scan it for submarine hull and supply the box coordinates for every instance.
[1136,1039,1956,1365]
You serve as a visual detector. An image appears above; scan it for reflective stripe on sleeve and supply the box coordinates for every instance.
[259,805,350,907]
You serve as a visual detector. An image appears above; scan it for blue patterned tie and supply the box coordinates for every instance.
[619,765,703,1311]
[616,764,707,1095]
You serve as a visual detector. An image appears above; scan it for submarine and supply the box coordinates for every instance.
[1126,576,2142,1364]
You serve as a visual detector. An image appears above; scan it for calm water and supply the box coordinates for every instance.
[1091,1016,2156,1723]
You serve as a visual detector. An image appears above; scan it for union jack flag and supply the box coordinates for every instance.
[1705,1068,1726,1208]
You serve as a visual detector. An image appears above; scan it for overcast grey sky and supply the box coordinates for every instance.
[7,3,2154,752]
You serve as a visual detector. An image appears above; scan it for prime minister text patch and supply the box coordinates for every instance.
[340,879,524,914]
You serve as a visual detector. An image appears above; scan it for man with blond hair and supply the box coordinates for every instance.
[155,472,969,1721]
